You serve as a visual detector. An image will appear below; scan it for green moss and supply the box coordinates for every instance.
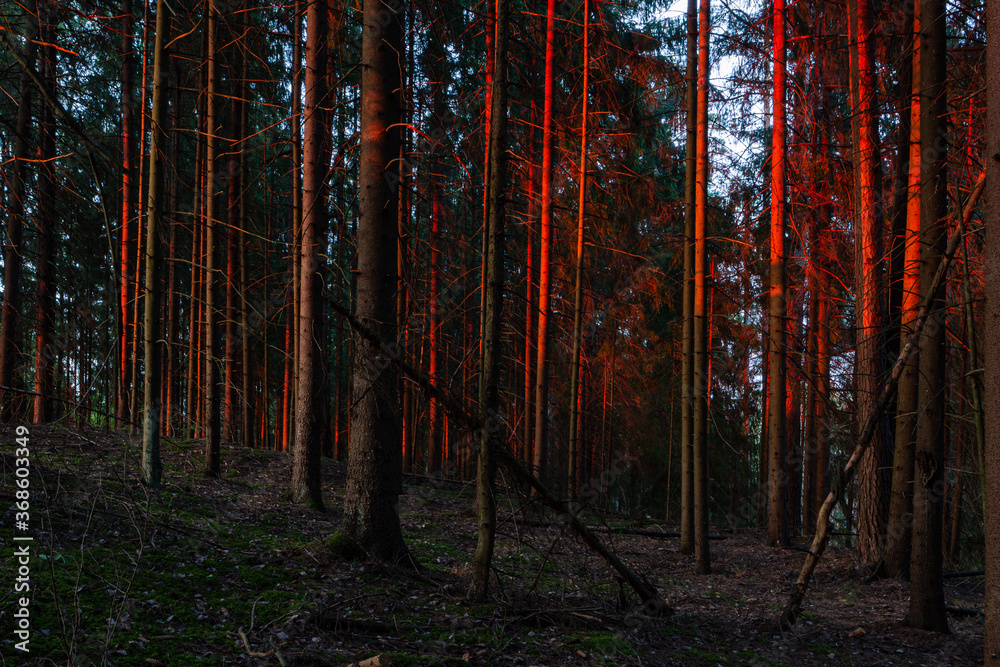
[318,530,365,561]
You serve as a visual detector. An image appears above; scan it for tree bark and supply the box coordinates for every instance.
[692,0,711,575]
[342,0,413,564]
[291,0,329,509]
[904,0,948,632]
[767,0,788,548]
[850,0,890,565]
[471,0,509,600]
[203,0,222,477]
[532,0,557,483]
[567,0,590,503]
[0,0,37,421]
[883,2,921,579]
[983,2,1000,659]
[141,0,170,487]
[678,0,697,554]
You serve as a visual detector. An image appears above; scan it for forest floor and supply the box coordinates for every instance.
[0,425,985,666]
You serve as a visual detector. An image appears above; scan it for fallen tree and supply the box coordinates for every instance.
[776,169,985,631]
[327,298,671,616]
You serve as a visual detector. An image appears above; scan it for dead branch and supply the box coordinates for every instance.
[327,298,671,616]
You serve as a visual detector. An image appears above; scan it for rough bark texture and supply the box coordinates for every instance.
[342,0,412,564]
[532,0,557,482]
[678,0,696,555]
[984,4,1000,660]
[471,0,509,600]
[141,0,170,487]
[904,0,948,632]
[291,0,329,509]
[767,0,788,548]
[851,0,890,565]
[883,2,921,580]
[33,14,56,424]
[203,0,222,477]
[0,0,37,420]
[692,0,711,576]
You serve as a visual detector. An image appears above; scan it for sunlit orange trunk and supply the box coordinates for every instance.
[692,0,711,574]
[851,0,889,564]
[118,0,136,425]
[523,89,537,464]
[767,0,788,547]
[532,0,557,479]
[884,3,921,578]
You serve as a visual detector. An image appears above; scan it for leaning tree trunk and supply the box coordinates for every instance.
[342,0,412,564]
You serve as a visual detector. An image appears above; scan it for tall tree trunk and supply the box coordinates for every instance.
[767,0,789,548]
[203,0,222,477]
[286,0,302,453]
[532,0,557,482]
[905,0,948,632]
[850,0,890,564]
[692,0,711,575]
[982,2,1000,659]
[33,13,56,425]
[117,0,136,425]
[471,0,509,599]
[883,2,921,579]
[141,0,170,486]
[567,0,590,503]
[224,22,244,443]
[678,0,697,552]
[0,0,38,420]
[291,0,329,509]
[342,0,412,563]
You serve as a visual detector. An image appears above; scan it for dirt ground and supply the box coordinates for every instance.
[0,426,984,665]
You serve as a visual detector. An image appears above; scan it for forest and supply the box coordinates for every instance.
[2,0,1000,663]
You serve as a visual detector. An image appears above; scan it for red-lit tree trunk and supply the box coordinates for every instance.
[678,0,697,554]
[203,0,222,476]
[117,0,136,426]
[0,0,37,420]
[224,29,244,443]
[692,0,711,575]
[532,0,557,481]
[342,0,412,563]
[471,0,509,598]
[284,1,302,453]
[982,2,1000,659]
[567,0,590,502]
[905,0,948,632]
[522,88,537,465]
[767,0,789,548]
[850,0,890,565]
[883,2,921,579]
[291,0,329,508]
